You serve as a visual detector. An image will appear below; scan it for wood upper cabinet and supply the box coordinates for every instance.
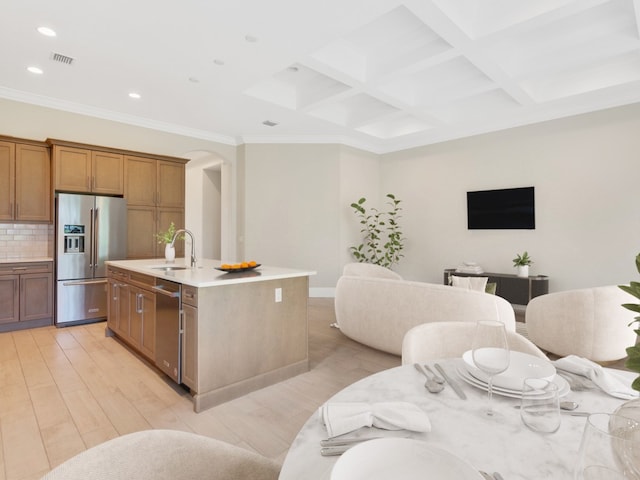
[53,144,124,195]
[0,141,16,221]
[0,139,51,222]
[125,156,185,208]
[125,155,186,259]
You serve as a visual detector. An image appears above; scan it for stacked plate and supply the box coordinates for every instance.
[457,350,569,398]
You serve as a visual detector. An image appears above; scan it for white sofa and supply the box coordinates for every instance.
[525,285,638,363]
[334,263,516,355]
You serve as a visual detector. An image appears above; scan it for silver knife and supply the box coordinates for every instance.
[434,363,467,400]
[320,436,382,447]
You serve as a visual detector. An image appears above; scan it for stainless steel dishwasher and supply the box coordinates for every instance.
[153,280,182,383]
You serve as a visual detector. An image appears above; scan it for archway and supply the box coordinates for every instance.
[182,150,236,262]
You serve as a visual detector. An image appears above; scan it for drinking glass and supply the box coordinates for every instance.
[520,378,560,433]
[471,320,510,416]
[574,412,640,479]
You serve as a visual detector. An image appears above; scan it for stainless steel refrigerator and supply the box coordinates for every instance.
[55,193,127,326]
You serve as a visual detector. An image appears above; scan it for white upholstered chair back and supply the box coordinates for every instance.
[525,285,637,362]
[342,262,403,280]
[40,429,280,480]
[401,321,548,365]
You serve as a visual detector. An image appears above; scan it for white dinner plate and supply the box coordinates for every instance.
[456,364,570,398]
[330,438,483,480]
[462,350,556,391]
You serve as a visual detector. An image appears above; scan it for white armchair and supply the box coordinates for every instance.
[525,286,637,363]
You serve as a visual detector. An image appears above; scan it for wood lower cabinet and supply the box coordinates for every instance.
[181,285,198,391]
[129,286,155,359]
[0,139,51,222]
[51,142,124,195]
[106,266,156,361]
[0,262,53,332]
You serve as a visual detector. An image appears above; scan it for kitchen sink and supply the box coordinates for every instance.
[151,266,188,271]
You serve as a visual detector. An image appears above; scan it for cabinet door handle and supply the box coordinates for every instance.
[112,283,118,300]
[136,293,143,313]
[12,267,27,271]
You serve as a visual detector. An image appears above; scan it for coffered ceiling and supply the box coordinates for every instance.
[2,0,640,153]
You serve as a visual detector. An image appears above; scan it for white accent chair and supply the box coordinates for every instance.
[525,285,637,363]
[401,321,548,365]
[335,263,516,356]
[40,430,280,480]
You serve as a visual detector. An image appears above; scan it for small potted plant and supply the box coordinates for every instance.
[513,251,533,278]
[155,222,183,262]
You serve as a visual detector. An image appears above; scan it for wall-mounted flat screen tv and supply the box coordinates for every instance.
[467,186,535,229]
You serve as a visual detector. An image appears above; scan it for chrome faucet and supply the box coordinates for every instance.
[170,229,197,268]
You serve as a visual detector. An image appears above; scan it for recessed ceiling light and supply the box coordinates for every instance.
[262,120,278,127]
[245,35,258,43]
[128,92,141,99]
[37,26,56,37]
[213,59,225,66]
[287,66,299,73]
[27,66,43,75]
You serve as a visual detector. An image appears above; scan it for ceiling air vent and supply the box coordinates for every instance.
[51,52,75,65]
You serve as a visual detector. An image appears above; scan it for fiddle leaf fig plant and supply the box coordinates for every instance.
[349,193,404,269]
[618,253,640,392]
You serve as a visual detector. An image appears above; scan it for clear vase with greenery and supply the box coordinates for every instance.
[349,193,404,269]
[619,253,640,393]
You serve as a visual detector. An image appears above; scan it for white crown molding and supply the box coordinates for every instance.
[0,87,239,146]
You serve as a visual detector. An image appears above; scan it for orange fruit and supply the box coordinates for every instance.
[248,260,257,267]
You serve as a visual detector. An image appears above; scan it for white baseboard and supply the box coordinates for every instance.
[309,287,335,298]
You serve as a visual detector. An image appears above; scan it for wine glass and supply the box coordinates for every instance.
[471,320,510,416]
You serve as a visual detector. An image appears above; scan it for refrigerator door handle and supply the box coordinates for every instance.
[93,207,100,271]
[89,208,94,269]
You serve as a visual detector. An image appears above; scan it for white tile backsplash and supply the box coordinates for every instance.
[0,224,54,260]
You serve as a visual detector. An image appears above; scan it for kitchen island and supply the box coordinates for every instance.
[105,258,315,412]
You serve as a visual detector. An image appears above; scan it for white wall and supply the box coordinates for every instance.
[380,103,640,291]
[242,143,342,291]
[3,97,639,294]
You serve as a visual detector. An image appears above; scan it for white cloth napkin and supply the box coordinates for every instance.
[554,355,639,400]
[318,401,431,438]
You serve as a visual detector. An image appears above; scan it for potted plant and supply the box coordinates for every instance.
[618,253,640,393]
[155,222,183,262]
[349,193,404,269]
[513,251,533,278]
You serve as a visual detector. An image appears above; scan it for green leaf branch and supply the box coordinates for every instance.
[349,193,404,269]
[619,253,640,392]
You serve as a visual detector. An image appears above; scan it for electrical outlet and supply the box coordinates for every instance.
[275,287,282,303]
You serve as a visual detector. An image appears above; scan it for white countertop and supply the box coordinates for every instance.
[0,257,53,263]
[105,258,316,288]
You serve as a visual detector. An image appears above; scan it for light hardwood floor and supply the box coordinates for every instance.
[0,298,400,480]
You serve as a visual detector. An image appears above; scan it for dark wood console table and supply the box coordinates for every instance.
[444,269,548,306]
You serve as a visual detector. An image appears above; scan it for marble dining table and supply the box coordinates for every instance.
[278,359,637,480]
